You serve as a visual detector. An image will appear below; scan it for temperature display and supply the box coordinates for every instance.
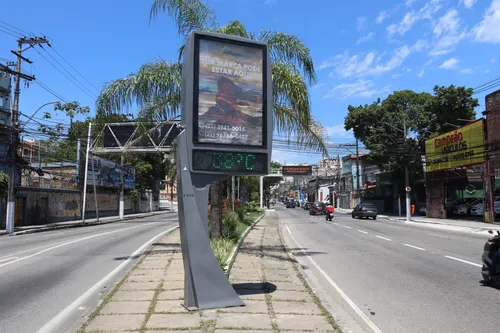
[192,150,267,174]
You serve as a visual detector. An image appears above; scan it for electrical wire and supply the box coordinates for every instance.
[0,20,30,36]
[39,45,98,98]
[0,27,20,38]
[47,45,100,93]
[31,45,96,100]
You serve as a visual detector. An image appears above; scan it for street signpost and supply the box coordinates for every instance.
[177,31,272,310]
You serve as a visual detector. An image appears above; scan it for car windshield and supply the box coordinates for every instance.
[362,204,376,209]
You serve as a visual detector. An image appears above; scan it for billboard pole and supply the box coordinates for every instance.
[119,154,124,219]
[81,123,92,223]
[177,31,272,309]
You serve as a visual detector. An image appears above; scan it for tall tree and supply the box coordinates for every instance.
[96,0,328,238]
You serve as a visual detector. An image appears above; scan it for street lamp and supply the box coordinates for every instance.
[21,101,59,130]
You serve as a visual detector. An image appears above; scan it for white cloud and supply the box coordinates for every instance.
[392,73,402,78]
[271,150,304,164]
[325,125,352,138]
[357,16,367,30]
[492,57,497,63]
[439,57,459,69]
[463,0,477,8]
[264,0,276,5]
[387,0,442,37]
[413,39,428,51]
[323,44,416,78]
[429,9,467,56]
[406,0,417,6]
[424,59,433,66]
[417,69,425,77]
[473,0,500,43]
[324,80,390,99]
[460,68,474,74]
[376,11,390,23]
[357,32,375,44]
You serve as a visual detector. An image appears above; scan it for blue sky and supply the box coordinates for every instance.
[1,0,499,164]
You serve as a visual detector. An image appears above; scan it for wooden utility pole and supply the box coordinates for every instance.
[5,36,48,233]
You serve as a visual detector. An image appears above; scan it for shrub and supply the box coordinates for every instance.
[210,238,234,268]
[222,211,239,239]
[235,204,247,221]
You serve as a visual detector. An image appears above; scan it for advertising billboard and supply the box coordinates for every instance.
[194,36,266,147]
[86,155,135,189]
[425,120,485,172]
[282,165,313,176]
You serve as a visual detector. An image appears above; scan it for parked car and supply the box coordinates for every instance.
[303,202,312,210]
[418,204,427,216]
[352,202,378,220]
[309,202,325,215]
[286,200,296,208]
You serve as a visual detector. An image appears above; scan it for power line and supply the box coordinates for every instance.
[39,45,98,97]
[0,20,30,36]
[47,45,101,93]
[31,45,97,100]
[32,79,69,103]
[0,27,21,38]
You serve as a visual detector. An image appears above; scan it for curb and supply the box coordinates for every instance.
[224,213,265,275]
[4,211,173,237]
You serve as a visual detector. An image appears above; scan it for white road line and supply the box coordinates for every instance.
[334,222,340,226]
[357,230,368,234]
[444,255,482,267]
[0,223,155,269]
[428,233,449,238]
[376,236,392,241]
[343,226,352,229]
[403,244,426,251]
[36,226,178,333]
[0,257,18,263]
[285,225,383,333]
[0,241,72,261]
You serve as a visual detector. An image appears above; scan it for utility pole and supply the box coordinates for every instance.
[403,119,411,223]
[355,137,360,206]
[5,36,48,233]
[119,154,124,219]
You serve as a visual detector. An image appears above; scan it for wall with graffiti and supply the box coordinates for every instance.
[7,187,138,227]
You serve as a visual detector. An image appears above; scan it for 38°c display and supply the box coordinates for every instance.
[192,150,267,173]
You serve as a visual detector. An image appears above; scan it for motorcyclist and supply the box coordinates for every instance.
[490,249,500,277]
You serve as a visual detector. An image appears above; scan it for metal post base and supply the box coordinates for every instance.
[176,131,245,310]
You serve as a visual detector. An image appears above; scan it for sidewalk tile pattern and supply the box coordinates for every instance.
[82,213,339,333]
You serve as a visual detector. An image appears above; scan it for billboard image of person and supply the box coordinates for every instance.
[196,37,265,147]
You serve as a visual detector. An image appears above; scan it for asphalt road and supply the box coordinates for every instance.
[276,204,498,333]
[0,213,178,333]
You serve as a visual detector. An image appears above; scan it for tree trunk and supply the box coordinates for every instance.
[210,181,223,239]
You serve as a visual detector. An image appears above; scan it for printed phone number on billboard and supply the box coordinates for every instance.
[199,122,249,141]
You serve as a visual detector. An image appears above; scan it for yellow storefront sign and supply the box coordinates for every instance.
[425,119,485,172]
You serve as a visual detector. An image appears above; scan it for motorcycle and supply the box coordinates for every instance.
[325,212,334,221]
[481,229,500,285]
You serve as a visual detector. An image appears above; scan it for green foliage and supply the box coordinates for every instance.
[344,85,478,182]
[210,238,234,269]
[0,171,8,194]
[222,211,239,239]
[235,204,247,221]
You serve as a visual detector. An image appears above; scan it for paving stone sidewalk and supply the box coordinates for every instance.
[81,213,340,333]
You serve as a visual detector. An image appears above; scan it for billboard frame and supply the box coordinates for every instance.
[191,33,269,149]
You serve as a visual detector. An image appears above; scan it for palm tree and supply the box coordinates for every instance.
[96,0,328,236]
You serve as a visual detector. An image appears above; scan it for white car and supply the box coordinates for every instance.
[470,203,484,216]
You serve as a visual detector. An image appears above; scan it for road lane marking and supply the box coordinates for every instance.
[444,255,482,267]
[357,230,368,234]
[403,244,426,251]
[0,257,17,263]
[0,223,156,269]
[285,225,383,333]
[428,233,449,238]
[36,226,179,333]
[334,223,340,226]
[376,236,392,241]
[343,226,352,229]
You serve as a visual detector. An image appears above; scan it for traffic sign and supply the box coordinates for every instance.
[405,186,411,192]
